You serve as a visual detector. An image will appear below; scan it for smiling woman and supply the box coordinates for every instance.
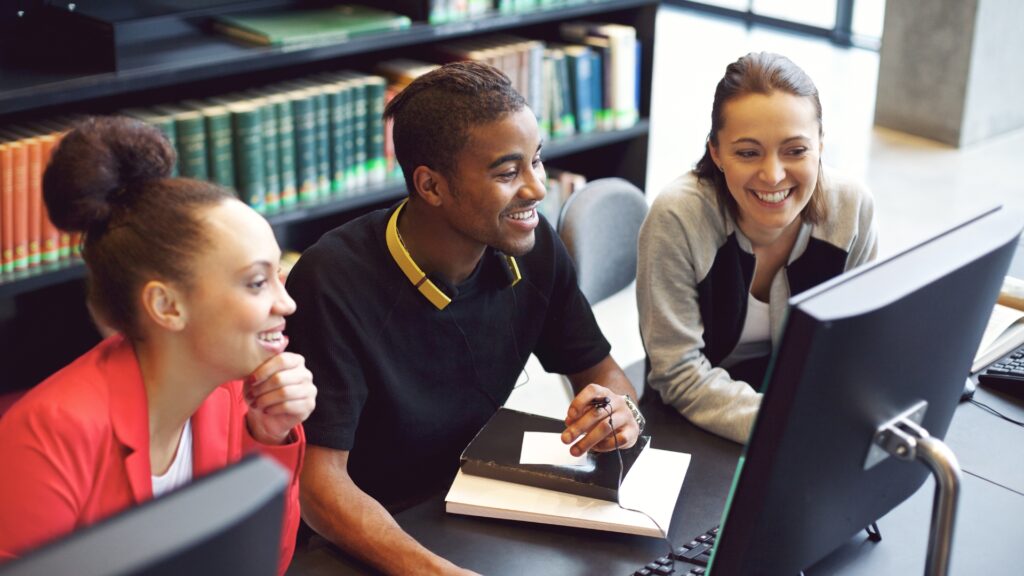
[0,116,314,575]
[636,52,878,443]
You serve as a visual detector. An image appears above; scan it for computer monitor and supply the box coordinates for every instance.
[0,455,287,576]
[709,206,1022,574]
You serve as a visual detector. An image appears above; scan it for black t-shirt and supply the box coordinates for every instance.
[286,203,610,508]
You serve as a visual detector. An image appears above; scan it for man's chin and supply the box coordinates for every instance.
[499,236,536,258]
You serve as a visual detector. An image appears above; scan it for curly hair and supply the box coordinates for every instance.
[43,116,234,340]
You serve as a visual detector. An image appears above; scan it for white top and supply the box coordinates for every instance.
[723,293,772,367]
[151,419,194,497]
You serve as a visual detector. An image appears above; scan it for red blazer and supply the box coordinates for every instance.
[0,335,305,575]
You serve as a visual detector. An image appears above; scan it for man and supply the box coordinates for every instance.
[286,61,643,575]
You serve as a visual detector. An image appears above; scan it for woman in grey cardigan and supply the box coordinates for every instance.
[637,52,878,443]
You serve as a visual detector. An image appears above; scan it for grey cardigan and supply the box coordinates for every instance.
[637,168,878,443]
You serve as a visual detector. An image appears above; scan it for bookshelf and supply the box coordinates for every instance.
[0,0,658,392]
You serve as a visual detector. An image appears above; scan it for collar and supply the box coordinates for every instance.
[385,199,521,310]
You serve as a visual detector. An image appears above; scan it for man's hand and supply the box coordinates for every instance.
[561,383,640,456]
[244,352,317,445]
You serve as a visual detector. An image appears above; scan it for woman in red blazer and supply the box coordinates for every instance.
[0,116,316,575]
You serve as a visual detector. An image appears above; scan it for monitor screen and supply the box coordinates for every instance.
[0,455,287,576]
[709,206,1022,574]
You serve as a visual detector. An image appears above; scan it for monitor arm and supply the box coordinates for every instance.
[867,400,962,576]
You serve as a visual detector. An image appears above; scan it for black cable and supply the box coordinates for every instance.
[596,401,676,568]
[969,398,1024,428]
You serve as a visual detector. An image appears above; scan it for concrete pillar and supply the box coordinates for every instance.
[874,0,1024,147]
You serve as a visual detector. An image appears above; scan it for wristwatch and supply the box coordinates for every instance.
[622,394,646,435]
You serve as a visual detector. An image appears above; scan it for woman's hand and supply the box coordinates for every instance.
[244,352,317,445]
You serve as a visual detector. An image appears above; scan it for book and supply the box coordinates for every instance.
[213,5,411,48]
[446,444,690,538]
[973,276,1024,373]
[460,407,650,502]
[0,142,13,274]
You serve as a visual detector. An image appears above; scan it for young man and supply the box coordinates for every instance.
[286,61,643,575]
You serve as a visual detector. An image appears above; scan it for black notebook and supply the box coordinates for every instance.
[460,407,651,502]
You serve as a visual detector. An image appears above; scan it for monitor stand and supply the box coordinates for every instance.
[865,401,961,576]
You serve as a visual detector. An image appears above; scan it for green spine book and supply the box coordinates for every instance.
[310,86,333,197]
[189,102,235,189]
[288,88,319,203]
[311,75,348,196]
[554,49,576,138]
[350,77,369,189]
[157,106,207,180]
[229,103,266,213]
[364,75,387,185]
[254,97,282,212]
[338,78,356,195]
[269,93,299,209]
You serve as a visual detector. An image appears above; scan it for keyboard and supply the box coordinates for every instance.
[978,344,1024,400]
[631,525,718,575]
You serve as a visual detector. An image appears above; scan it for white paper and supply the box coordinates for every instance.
[519,431,592,466]
[446,446,692,538]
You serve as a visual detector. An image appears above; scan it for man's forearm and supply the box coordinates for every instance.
[300,460,466,574]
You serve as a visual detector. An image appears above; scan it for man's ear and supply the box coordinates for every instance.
[140,280,187,332]
[412,165,447,208]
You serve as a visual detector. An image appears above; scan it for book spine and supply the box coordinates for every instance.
[24,138,42,268]
[365,76,387,185]
[352,81,369,189]
[0,145,13,274]
[291,93,319,203]
[311,91,331,197]
[231,106,267,213]
[324,83,347,196]
[153,116,179,177]
[460,460,618,502]
[205,109,235,189]
[275,98,298,209]
[259,101,282,213]
[340,83,356,194]
[175,114,208,180]
[567,49,595,134]
[539,56,554,139]
[38,135,61,265]
[9,141,29,272]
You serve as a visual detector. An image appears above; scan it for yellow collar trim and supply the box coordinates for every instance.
[386,199,452,310]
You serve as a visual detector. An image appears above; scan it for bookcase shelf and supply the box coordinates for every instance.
[0,0,658,392]
[0,119,650,299]
[0,0,655,118]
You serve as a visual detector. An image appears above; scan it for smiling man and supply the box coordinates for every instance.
[285,61,642,575]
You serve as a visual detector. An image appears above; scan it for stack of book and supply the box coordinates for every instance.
[123,70,392,215]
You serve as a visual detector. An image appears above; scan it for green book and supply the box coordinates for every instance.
[348,75,369,190]
[154,106,207,180]
[183,101,235,190]
[309,73,350,196]
[228,102,266,213]
[248,95,282,213]
[287,81,332,197]
[363,75,387,185]
[267,92,299,209]
[283,87,319,203]
[213,5,411,47]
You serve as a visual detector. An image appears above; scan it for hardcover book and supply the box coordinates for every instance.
[460,407,650,502]
[213,5,411,48]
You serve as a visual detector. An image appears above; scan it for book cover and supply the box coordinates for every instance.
[460,407,650,502]
[266,92,298,209]
[37,133,61,265]
[284,87,319,203]
[213,5,411,47]
[155,106,208,181]
[7,139,29,272]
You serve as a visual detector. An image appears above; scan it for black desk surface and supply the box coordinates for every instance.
[289,387,1024,575]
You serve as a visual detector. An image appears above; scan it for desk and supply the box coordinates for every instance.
[288,388,1024,575]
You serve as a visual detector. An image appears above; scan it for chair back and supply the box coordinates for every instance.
[557,177,648,304]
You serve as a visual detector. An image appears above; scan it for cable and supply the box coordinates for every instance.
[595,400,676,568]
[968,398,1024,428]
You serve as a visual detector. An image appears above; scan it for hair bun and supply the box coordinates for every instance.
[42,116,177,232]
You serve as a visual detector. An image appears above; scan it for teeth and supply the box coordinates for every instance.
[508,208,535,221]
[754,189,790,203]
[258,331,283,343]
